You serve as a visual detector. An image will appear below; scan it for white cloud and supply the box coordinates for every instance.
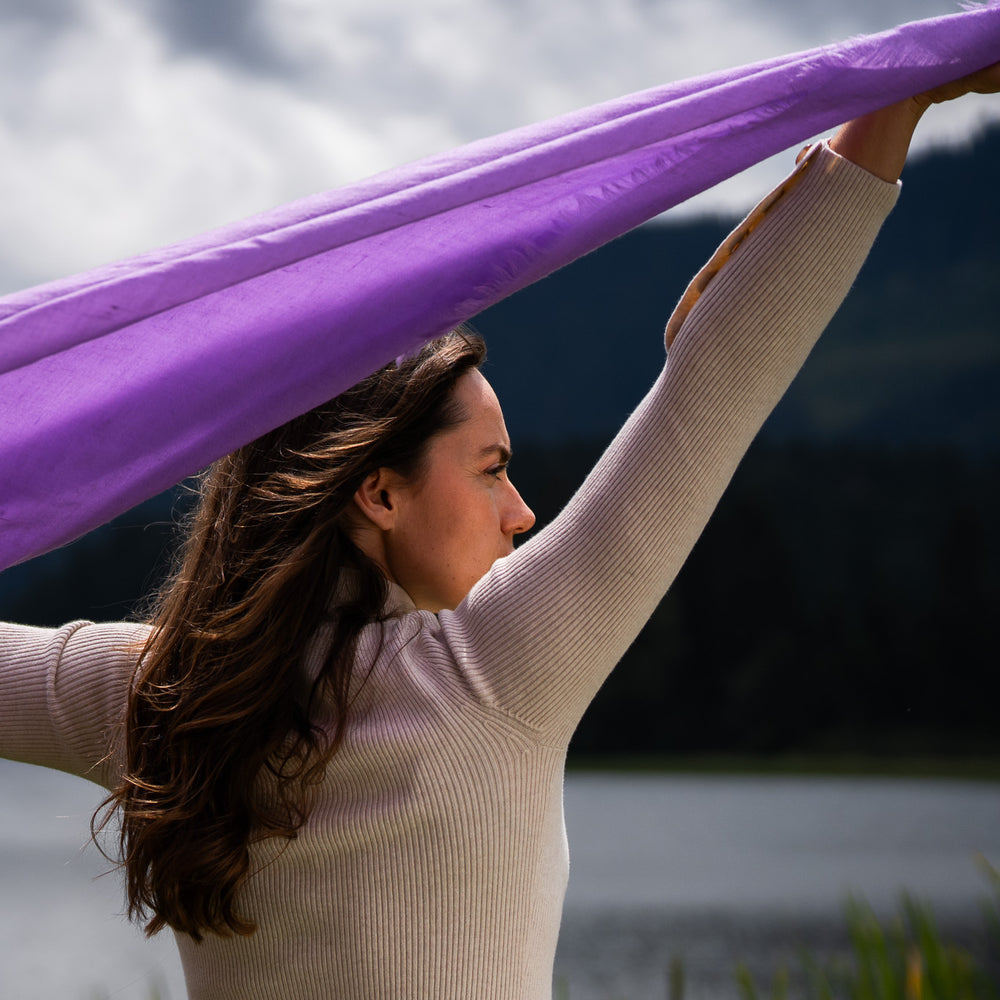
[0,0,407,284]
[0,0,996,294]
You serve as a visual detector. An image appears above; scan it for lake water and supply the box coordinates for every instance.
[1,761,997,1000]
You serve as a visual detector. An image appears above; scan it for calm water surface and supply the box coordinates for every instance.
[1,761,997,1000]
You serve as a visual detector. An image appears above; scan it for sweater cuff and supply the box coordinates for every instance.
[664,139,900,348]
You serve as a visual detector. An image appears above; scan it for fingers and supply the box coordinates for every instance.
[920,60,1000,107]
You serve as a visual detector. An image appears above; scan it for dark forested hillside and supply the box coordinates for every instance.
[477,125,1000,456]
[510,439,1000,758]
[3,127,998,759]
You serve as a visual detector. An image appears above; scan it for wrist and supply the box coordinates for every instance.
[829,101,923,183]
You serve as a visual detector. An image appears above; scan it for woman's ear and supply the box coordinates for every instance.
[352,469,400,531]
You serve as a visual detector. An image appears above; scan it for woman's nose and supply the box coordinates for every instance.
[506,483,536,536]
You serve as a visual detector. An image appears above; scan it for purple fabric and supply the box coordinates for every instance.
[2,7,999,571]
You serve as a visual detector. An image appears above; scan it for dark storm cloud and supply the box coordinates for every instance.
[0,0,86,37]
[746,0,960,37]
[139,0,294,76]
[2,0,81,26]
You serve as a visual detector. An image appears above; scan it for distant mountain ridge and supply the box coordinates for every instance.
[475,125,1000,455]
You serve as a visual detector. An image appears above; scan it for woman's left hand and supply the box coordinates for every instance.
[913,59,1000,111]
[831,60,1000,184]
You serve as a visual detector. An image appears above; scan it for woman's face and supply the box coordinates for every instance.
[380,369,536,613]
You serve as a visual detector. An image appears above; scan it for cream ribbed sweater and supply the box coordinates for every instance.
[1,144,899,999]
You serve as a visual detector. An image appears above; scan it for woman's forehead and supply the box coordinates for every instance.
[457,369,504,423]
[443,370,510,450]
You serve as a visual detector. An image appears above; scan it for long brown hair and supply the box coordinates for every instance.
[97,329,486,941]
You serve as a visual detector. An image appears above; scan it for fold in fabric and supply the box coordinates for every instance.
[2,6,999,571]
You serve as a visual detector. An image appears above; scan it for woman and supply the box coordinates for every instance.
[2,70,998,999]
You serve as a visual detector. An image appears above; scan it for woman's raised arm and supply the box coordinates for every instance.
[439,67,1000,746]
[440,140,899,745]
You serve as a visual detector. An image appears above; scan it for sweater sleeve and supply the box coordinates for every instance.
[0,619,147,786]
[438,142,900,746]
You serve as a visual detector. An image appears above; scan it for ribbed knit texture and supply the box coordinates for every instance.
[1,144,899,999]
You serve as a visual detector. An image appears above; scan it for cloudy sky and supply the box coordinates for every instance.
[1,0,996,295]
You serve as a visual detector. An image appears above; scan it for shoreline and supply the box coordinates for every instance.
[566,753,1000,781]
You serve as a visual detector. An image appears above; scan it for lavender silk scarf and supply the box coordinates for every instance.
[2,7,999,571]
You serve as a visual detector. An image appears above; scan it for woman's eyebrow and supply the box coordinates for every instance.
[479,443,512,463]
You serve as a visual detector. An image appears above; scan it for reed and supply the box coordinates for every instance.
[735,856,999,1000]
